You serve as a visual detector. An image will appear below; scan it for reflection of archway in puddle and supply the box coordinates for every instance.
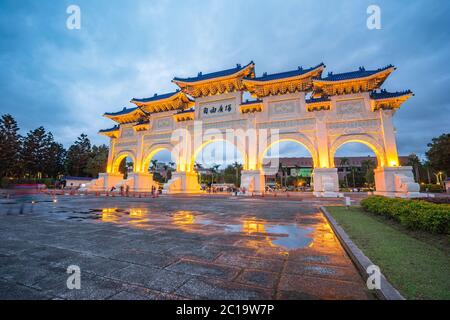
[168,212,315,251]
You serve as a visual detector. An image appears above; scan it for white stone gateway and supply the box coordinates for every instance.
[85,62,420,198]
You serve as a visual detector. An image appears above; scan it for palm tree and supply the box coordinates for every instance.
[361,159,376,187]
[407,154,421,183]
[162,164,169,182]
[423,160,432,184]
[210,164,220,184]
[232,161,242,187]
[150,159,158,173]
[194,162,203,184]
[339,157,349,187]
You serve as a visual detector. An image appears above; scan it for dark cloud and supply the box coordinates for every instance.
[0,0,449,158]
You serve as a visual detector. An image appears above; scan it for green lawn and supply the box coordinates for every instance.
[325,206,450,300]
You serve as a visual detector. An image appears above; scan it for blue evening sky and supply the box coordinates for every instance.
[1,0,449,162]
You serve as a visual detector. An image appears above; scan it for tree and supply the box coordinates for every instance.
[86,144,109,177]
[210,164,220,184]
[407,153,422,182]
[65,134,92,177]
[0,114,21,177]
[426,133,450,176]
[339,157,350,187]
[232,161,242,187]
[150,159,158,173]
[20,127,56,178]
[44,138,66,178]
[361,159,376,187]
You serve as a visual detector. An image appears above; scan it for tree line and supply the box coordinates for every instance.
[0,114,108,186]
[0,113,448,188]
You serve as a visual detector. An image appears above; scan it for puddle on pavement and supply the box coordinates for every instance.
[76,208,315,250]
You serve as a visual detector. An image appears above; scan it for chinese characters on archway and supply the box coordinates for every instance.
[203,104,232,115]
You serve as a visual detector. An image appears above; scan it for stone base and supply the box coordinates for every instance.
[374,166,421,198]
[312,168,342,198]
[101,173,124,191]
[163,171,202,194]
[128,172,159,192]
[240,170,265,195]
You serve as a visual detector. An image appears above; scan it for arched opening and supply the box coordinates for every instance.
[143,147,176,184]
[112,152,135,178]
[260,139,316,191]
[333,142,379,191]
[192,140,245,190]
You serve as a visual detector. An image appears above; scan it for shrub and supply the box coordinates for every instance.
[360,196,450,234]
[420,184,444,193]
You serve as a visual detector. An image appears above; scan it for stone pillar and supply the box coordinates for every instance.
[315,113,331,168]
[134,134,145,173]
[313,168,342,197]
[106,138,116,173]
[380,110,399,167]
[374,166,421,198]
[240,170,265,195]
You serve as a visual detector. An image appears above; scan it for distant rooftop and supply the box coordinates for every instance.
[249,63,325,82]
[131,90,183,103]
[318,65,395,82]
[370,89,413,100]
[173,61,254,83]
[104,107,139,117]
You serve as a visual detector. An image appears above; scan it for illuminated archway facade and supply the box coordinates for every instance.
[87,62,420,197]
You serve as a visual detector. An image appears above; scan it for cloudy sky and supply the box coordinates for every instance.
[1,0,449,162]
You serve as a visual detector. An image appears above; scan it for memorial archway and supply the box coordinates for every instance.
[93,61,420,198]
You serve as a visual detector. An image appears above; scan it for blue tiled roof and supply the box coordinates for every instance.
[241,99,263,105]
[131,91,183,103]
[176,108,195,114]
[104,107,139,117]
[99,125,119,133]
[370,90,413,100]
[318,65,395,82]
[248,63,325,82]
[305,96,331,104]
[173,61,254,83]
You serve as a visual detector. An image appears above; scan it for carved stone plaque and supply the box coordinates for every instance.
[269,100,299,116]
[335,99,365,120]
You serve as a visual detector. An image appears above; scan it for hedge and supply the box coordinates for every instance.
[360,196,450,234]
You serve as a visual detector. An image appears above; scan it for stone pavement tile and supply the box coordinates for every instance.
[108,286,161,300]
[164,244,224,262]
[175,277,272,300]
[51,253,131,277]
[111,249,178,268]
[108,264,191,293]
[0,239,39,256]
[276,290,320,300]
[0,258,62,287]
[284,261,362,283]
[235,270,279,289]
[0,279,52,300]
[287,250,353,267]
[166,259,241,280]
[278,274,373,300]
[43,273,126,300]
[214,252,285,273]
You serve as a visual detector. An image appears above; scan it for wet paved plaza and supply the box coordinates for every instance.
[0,194,374,300]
